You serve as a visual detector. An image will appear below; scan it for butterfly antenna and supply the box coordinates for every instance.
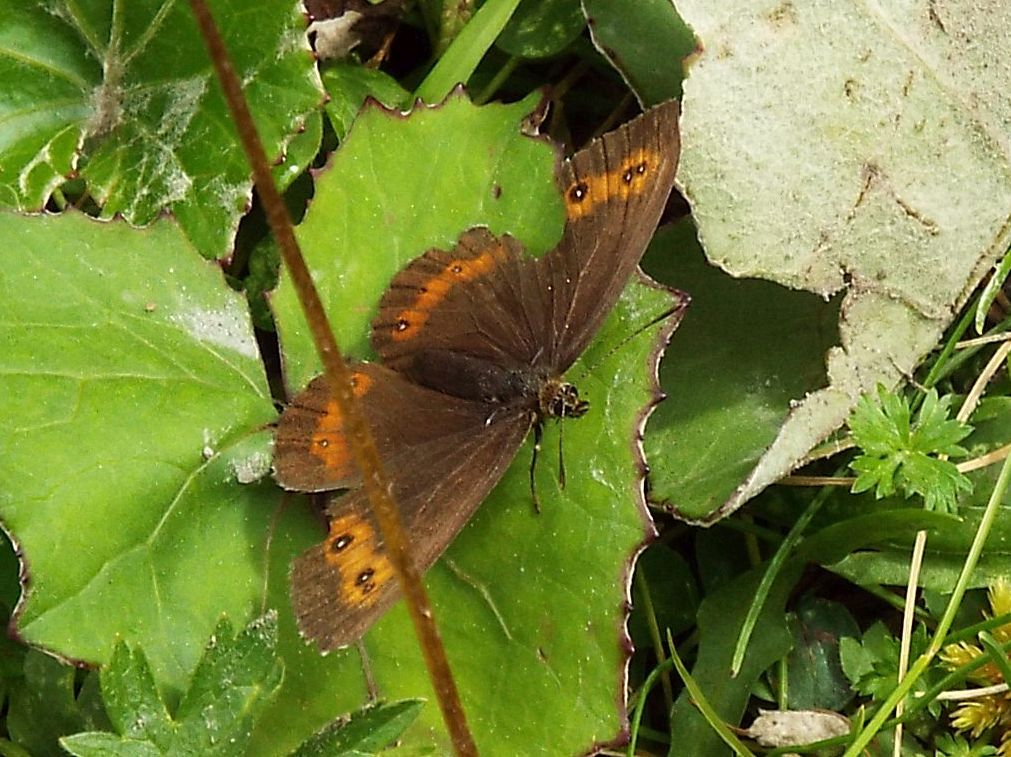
[568,296,687,385]
[529,421,543,514]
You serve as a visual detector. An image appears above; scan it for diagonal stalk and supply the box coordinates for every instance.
[187,3,476,754]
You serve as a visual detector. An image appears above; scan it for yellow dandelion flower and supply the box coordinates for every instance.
[942,640,984,671]
[942,579,1011,751]
[951,697,1004,737]
[990,578,1011,644]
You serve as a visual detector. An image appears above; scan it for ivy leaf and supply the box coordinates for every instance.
[848,386,973,514]
[0,1,322,260]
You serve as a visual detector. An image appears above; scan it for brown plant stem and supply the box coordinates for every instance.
[187,3,477,754]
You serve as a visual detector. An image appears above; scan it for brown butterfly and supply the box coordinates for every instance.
[273,100,681,651]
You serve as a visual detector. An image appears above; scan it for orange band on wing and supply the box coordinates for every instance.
[564,147,661,220]
[391,242,507,342]
[324,512,394,608]
[308,370,372,473]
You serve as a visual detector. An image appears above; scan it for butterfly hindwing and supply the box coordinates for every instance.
[283,363,532,650]
[274,370,371,492]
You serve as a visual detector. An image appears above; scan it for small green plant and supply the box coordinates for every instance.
[61,614,285,756]
[934,733,999,757]
[58,612,424,756]
[848,386,973,513]
[837,580,1011,756]
[840,621,932,704]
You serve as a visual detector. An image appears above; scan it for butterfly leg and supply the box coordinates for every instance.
[356,638,380,701]
[529,421,543,514]
[557,418,567,490]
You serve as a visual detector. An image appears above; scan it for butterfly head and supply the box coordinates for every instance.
[540,379,589,421]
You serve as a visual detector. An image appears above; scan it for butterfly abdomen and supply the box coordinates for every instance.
[402,348,542,407]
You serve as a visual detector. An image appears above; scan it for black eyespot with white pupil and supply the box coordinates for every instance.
[396,318,409,331]
[623,161,648,183]
[569,182,588,202]
[357,568,374,585]
[331,533,353,551]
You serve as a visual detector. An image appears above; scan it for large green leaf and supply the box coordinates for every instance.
[643,221,837,521]
[0,210,364,754]
[582,0,694,104]
[0,211,278,688]
[0,1,322,259]
[271,94,679,755]
[673,0,1011,521]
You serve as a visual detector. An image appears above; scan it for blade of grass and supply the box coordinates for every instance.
[415,0,522,104]
[666,632,756,757]
[974,245,1011,334]
[633,570,674,712]
[731,483,834,675]
[474,55,520,105]
[920,302,982,389]
[627,656,674,757]
[978,631,1011,687]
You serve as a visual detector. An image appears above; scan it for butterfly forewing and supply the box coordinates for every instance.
[372,229,548,373]
[543,101,681,371]
[370,102,681,387]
